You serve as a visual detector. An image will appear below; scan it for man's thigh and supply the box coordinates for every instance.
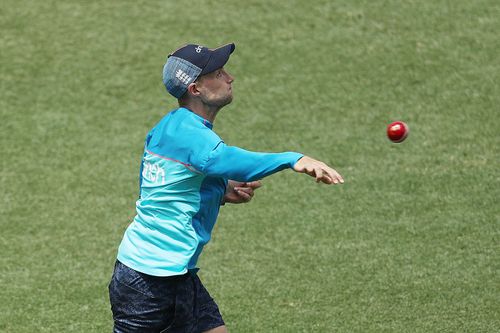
[203,325,228,333]
[109,261,226,332]
[191,274,225,332]
[109,261,178,332]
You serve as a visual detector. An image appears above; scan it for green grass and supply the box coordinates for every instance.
[1,0,499,332]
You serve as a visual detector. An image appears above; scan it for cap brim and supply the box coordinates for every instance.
[201,43,235,75]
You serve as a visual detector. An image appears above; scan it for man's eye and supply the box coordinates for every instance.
[216,71,222,78]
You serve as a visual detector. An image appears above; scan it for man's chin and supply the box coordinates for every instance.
[217,95,233,108]
[203,94,233,108]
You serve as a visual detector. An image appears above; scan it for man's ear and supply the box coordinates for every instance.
[187,82,201,97]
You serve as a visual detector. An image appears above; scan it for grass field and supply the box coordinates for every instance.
[1,0,499,332]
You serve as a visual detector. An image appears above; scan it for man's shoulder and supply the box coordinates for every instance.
[147,108,223,166]
[160,108,221,143]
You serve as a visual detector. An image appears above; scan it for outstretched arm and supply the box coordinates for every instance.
[293,156,344,185]
[200,142,343,185]
[201,143,303,182]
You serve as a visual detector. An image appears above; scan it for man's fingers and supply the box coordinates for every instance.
[234,187,254,197]
[294,155,344,185]
[314,167,324,182]
[329,167,343,183]
[235,189,252,201]
[321,173,334,184]
[315,166,343,185]
[244,181,262,189]
[332,169,344,184]
[322,166,343,184]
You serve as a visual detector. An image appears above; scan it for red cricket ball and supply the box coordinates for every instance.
[387,121,409,143]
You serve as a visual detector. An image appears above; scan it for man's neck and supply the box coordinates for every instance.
[180,100,220,124]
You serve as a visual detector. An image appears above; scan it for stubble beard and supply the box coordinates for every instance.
[202,92,233,109]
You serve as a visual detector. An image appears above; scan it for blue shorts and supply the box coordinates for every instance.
[108,261,225,333]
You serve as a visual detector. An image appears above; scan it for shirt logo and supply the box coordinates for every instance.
[175,69,192,85]
[195,45,203,53]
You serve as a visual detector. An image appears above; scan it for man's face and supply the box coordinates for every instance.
[196,68,234,108]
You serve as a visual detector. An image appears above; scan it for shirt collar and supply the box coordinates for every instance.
[178,107,213,129]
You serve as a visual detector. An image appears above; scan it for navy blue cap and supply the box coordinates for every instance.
[163,43,235,98]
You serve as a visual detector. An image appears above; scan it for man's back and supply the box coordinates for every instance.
[117,107,227,277]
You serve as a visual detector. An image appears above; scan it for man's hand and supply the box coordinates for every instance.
[223,180,262,204]
[293,156,344,185]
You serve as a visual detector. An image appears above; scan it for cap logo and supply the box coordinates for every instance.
[175,69,192,85]
[195,45,203,53]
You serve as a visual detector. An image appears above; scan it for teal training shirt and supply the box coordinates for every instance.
[117,107,303,276]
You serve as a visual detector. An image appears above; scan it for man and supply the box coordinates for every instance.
[109,42,344,333]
